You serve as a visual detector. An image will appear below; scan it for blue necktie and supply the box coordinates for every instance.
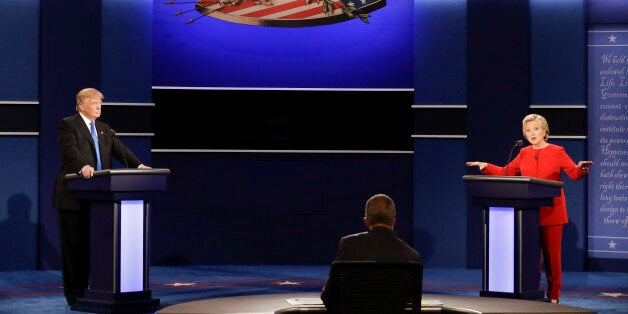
[89,121,102,171]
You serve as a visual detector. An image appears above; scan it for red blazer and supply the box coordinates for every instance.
[482,144,588,226]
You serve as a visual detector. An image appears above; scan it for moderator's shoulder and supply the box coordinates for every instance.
[342,231,368,241]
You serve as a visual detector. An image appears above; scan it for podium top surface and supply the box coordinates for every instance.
[65,168,170,194]
[65,168,171,181]
[462,175,564,188]
[462,175,563,202]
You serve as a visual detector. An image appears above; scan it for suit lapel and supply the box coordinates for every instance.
[72,114,99,160]
[73,114,93,142]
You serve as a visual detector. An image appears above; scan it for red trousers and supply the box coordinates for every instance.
[540,224,563,300]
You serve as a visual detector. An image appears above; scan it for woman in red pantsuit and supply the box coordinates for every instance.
[466,114,593,304]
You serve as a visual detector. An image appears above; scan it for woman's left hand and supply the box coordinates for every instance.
[576,161,593,171]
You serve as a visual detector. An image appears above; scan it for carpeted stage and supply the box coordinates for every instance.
[1,266,624,313]
[156,292,596,313]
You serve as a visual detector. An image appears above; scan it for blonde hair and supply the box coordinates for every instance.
[75,88,104,111]
[522,114,549,141]
[364,194,396,225]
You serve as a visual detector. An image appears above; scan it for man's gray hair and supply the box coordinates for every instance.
[364,194,395,225]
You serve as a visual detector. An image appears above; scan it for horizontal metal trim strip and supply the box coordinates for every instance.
[115,133,154,137]
[530,105,586,109]
[412,105,467,108]
[588,30,628,33]
[152,149,413,154]
[412,135,467,139]
[152,86,414,92]
[103,102,155,107]
[0,132,154,137]
[411,135,587,140]
[588,235,628,239]
[0,132,39,136]
[549,135,588,140]
[412,105,586,109]
[0,101,39,105]
[588,44,628,47]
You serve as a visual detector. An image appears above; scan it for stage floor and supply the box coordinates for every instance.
[156,292,596,314]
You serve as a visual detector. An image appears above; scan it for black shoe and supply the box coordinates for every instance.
[67,295,78,306]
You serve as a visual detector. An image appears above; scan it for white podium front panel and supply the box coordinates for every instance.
[488,207,514,293]
[120,200,144,292]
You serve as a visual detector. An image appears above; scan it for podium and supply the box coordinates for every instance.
[462,175,563,300]
[65,168,170,313]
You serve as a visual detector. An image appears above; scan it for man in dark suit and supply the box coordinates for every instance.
[320,193,421,310]
[53,87,151,306]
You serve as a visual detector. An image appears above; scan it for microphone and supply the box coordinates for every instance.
[504,140,523,175]
[110,129,129,168]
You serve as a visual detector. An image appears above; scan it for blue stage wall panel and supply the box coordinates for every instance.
[530,0,586,105]
[413,0,467,105]
[102,0,153,102]
[0,137,38,270]
[552,139,588,271]
[0,0,38,101]
[413,138,468,268]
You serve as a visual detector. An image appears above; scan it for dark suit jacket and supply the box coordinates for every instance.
[53,114,143,210]
[321,226,421,309]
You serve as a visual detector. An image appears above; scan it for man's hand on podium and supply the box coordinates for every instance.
[79,165,96,179]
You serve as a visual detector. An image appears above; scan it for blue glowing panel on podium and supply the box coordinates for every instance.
[488,207,514,293]
[120,200,145,293]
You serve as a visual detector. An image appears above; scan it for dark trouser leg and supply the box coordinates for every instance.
[57,207,90,305]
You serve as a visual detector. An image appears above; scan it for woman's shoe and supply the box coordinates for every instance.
[550,299,559,304]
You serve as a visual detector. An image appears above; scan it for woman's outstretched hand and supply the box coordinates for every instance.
[576,161,593,171]
[466,161,487,171]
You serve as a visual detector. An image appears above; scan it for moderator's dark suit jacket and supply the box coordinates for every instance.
[320,226,421,309]
[53,114,143,210]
